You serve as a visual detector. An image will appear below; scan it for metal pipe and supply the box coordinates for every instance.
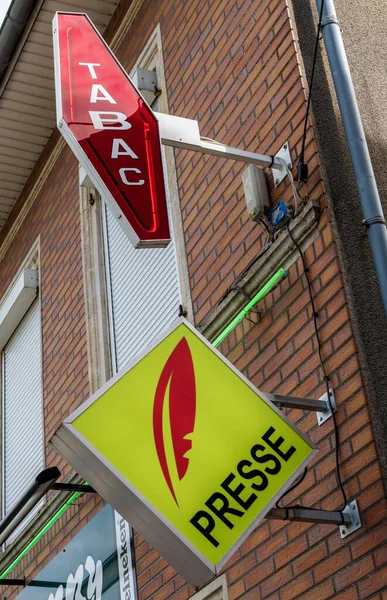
[316,0,387,318]
[0,467,60,545]
[0,0,37,82]
[51,482,96,493]
[267,506,351,525]
[264,393,329,412]
[155,111,286,170]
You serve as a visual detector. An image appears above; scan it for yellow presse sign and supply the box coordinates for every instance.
[71,322,315,568]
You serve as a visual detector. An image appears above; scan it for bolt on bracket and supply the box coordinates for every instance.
[317,389,337,425]
[340,500,361,538]
[272,141,292,187]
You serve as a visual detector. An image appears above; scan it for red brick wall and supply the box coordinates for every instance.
[0,145,89,456]
[0,145,94,596]
[116,0,387,598]
[0,0,386,598]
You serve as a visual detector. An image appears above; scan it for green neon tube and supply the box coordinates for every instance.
[0,491,81,579]
[213,268,287,347]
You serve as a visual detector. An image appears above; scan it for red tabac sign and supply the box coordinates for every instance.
[53,12,170,248]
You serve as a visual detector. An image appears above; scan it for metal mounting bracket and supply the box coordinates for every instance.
[268,499,361,537]
[272,141,292,187]
[339,500,361,538]
[0,578,69,588]
[52,482,96,493]
[264,390,336,424]
[267,506,351,526]
[317,389,337,426]
[154,112,290,180]
[266,392,332,412]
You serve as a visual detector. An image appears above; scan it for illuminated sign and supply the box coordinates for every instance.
[52,319,316,586]
[15,506,136,599]
[53,12,170,248]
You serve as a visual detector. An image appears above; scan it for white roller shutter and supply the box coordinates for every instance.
[104,204,181,372]
[2,298,44,521]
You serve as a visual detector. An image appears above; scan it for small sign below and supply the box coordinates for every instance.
[52,319,316,586]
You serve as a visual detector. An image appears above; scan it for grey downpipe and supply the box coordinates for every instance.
[316,0,387,318]
[0,0,37,82]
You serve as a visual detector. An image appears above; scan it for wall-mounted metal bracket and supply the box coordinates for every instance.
[317,389,337,426]
[267,506,351,525]
[154,112,290,182]
[339,500,361,538]
[0,579,25,587]
[272,141,292,187]
[265,392,332,412]
[265,390,336,425]
[52,482,96,493]
[266,500,361,538]
[0,578,68,588]
[268,499,361,537]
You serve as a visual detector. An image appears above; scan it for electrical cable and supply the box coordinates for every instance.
[218,183,315,307]
[285,223,348,511]
[286,165,299,214]
[276,467,308,508]
[297,0,325,182]
[258,216,271,236]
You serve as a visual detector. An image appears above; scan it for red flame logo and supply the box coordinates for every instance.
[153,337,196,505]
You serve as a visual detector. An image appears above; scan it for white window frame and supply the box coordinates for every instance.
[0,241,44,541]
[129,24,193,324]
[0,269,38,350]
[101,25,192,375]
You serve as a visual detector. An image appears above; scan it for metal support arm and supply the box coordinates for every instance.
[154,112,290,182]
[267,506,349,525]
[0,467,60,546]
[267,500,361,539]
[52,483,96,493]
[0,469,95,549]
[266,393,329,412]
[266,390,337,426]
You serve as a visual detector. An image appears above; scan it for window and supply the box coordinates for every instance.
[102,26,191,373]
[0,257,44,541]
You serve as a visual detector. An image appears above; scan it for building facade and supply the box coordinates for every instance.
[0,0,386,599]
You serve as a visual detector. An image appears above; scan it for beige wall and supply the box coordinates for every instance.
[337,0,387,213]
